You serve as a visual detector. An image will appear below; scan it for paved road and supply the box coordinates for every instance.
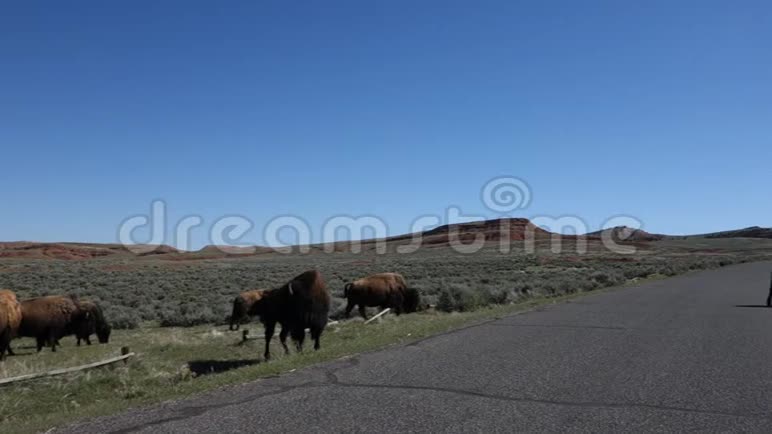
[60,262,772,433]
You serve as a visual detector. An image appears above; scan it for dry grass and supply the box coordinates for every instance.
[1,301,568,433]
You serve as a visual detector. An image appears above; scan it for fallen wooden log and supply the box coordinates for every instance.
[364,308,391,325]
[0,348,136,386]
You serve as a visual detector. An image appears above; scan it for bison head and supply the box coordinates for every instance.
[96,323,112,344]
[402,287,421,313]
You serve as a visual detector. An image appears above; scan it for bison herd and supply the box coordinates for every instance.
[0,292,112,360]
[230,271,421,360]
[0,270,420,362]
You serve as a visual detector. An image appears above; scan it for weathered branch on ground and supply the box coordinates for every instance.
[364,308,391,325]
[0,347,135,386]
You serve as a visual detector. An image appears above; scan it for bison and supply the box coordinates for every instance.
[74,300,112,346]
[0,289,22,360]
[18,295,86,352]
[229,289,267,331]
[249,270,330,360]
[343,272,419,319]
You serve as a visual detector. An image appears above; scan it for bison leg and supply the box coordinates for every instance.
[310,326,322,351]
[230,316,242,331]
[44,330,60,352]
[344,300,355,318]
[77,337,82,346]
[86,336,92,346]
[6,344,14,356]
[263,321,276,361]
[391,292,404,315]
[279,327,290,355]
[358,305,368,320]
[291,327,305,353]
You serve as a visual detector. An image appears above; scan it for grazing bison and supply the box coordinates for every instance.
[18,295,86,352]
[229,289,266,331]
[343,272,419,319]
[250,270,330,360]
[74,300,111,346]
[0,289,22,360]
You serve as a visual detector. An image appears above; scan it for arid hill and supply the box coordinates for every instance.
[693,226,772,239]
[0,242,177,260]
[585,226,666,242]
[2,220,769,260]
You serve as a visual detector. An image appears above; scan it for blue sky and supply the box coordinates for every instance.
[1,1,770,249]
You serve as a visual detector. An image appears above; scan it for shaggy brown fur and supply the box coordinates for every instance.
[0,289,22,360]
[343,272,419,319]
[74,300,112,346]
[250,270,330,360]
[18,295,85,352]
[229,289,267,331]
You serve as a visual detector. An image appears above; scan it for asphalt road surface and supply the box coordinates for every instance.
[59,261,772,433]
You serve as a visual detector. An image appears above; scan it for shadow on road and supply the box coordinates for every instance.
[734,304,771,308]
[188,359,261,376]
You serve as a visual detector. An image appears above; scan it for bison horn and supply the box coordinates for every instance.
[288,282,293,295]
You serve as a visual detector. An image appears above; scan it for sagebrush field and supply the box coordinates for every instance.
[3,238,771,328]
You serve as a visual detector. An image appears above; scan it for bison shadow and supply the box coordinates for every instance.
[187,359,261,377]
[734,304,771,308]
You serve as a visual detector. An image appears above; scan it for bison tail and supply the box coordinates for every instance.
[343,283,352,298]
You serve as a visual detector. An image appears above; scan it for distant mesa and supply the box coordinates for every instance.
[584,225,772,241]
[0,242,126,260]
[134,244,180,256]
[585,226,666,242]
[697,226,772,240]
[1,220,770,260]
[415,218,555,244]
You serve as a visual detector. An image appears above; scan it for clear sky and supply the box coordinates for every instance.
[1,1,770,249]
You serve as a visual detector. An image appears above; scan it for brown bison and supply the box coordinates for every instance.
[74,300,111,346]
[0,289,22,360]
[229,289,267,331]
[18,295,87,352]
[343,272,420,319]
[249,270,330,360]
